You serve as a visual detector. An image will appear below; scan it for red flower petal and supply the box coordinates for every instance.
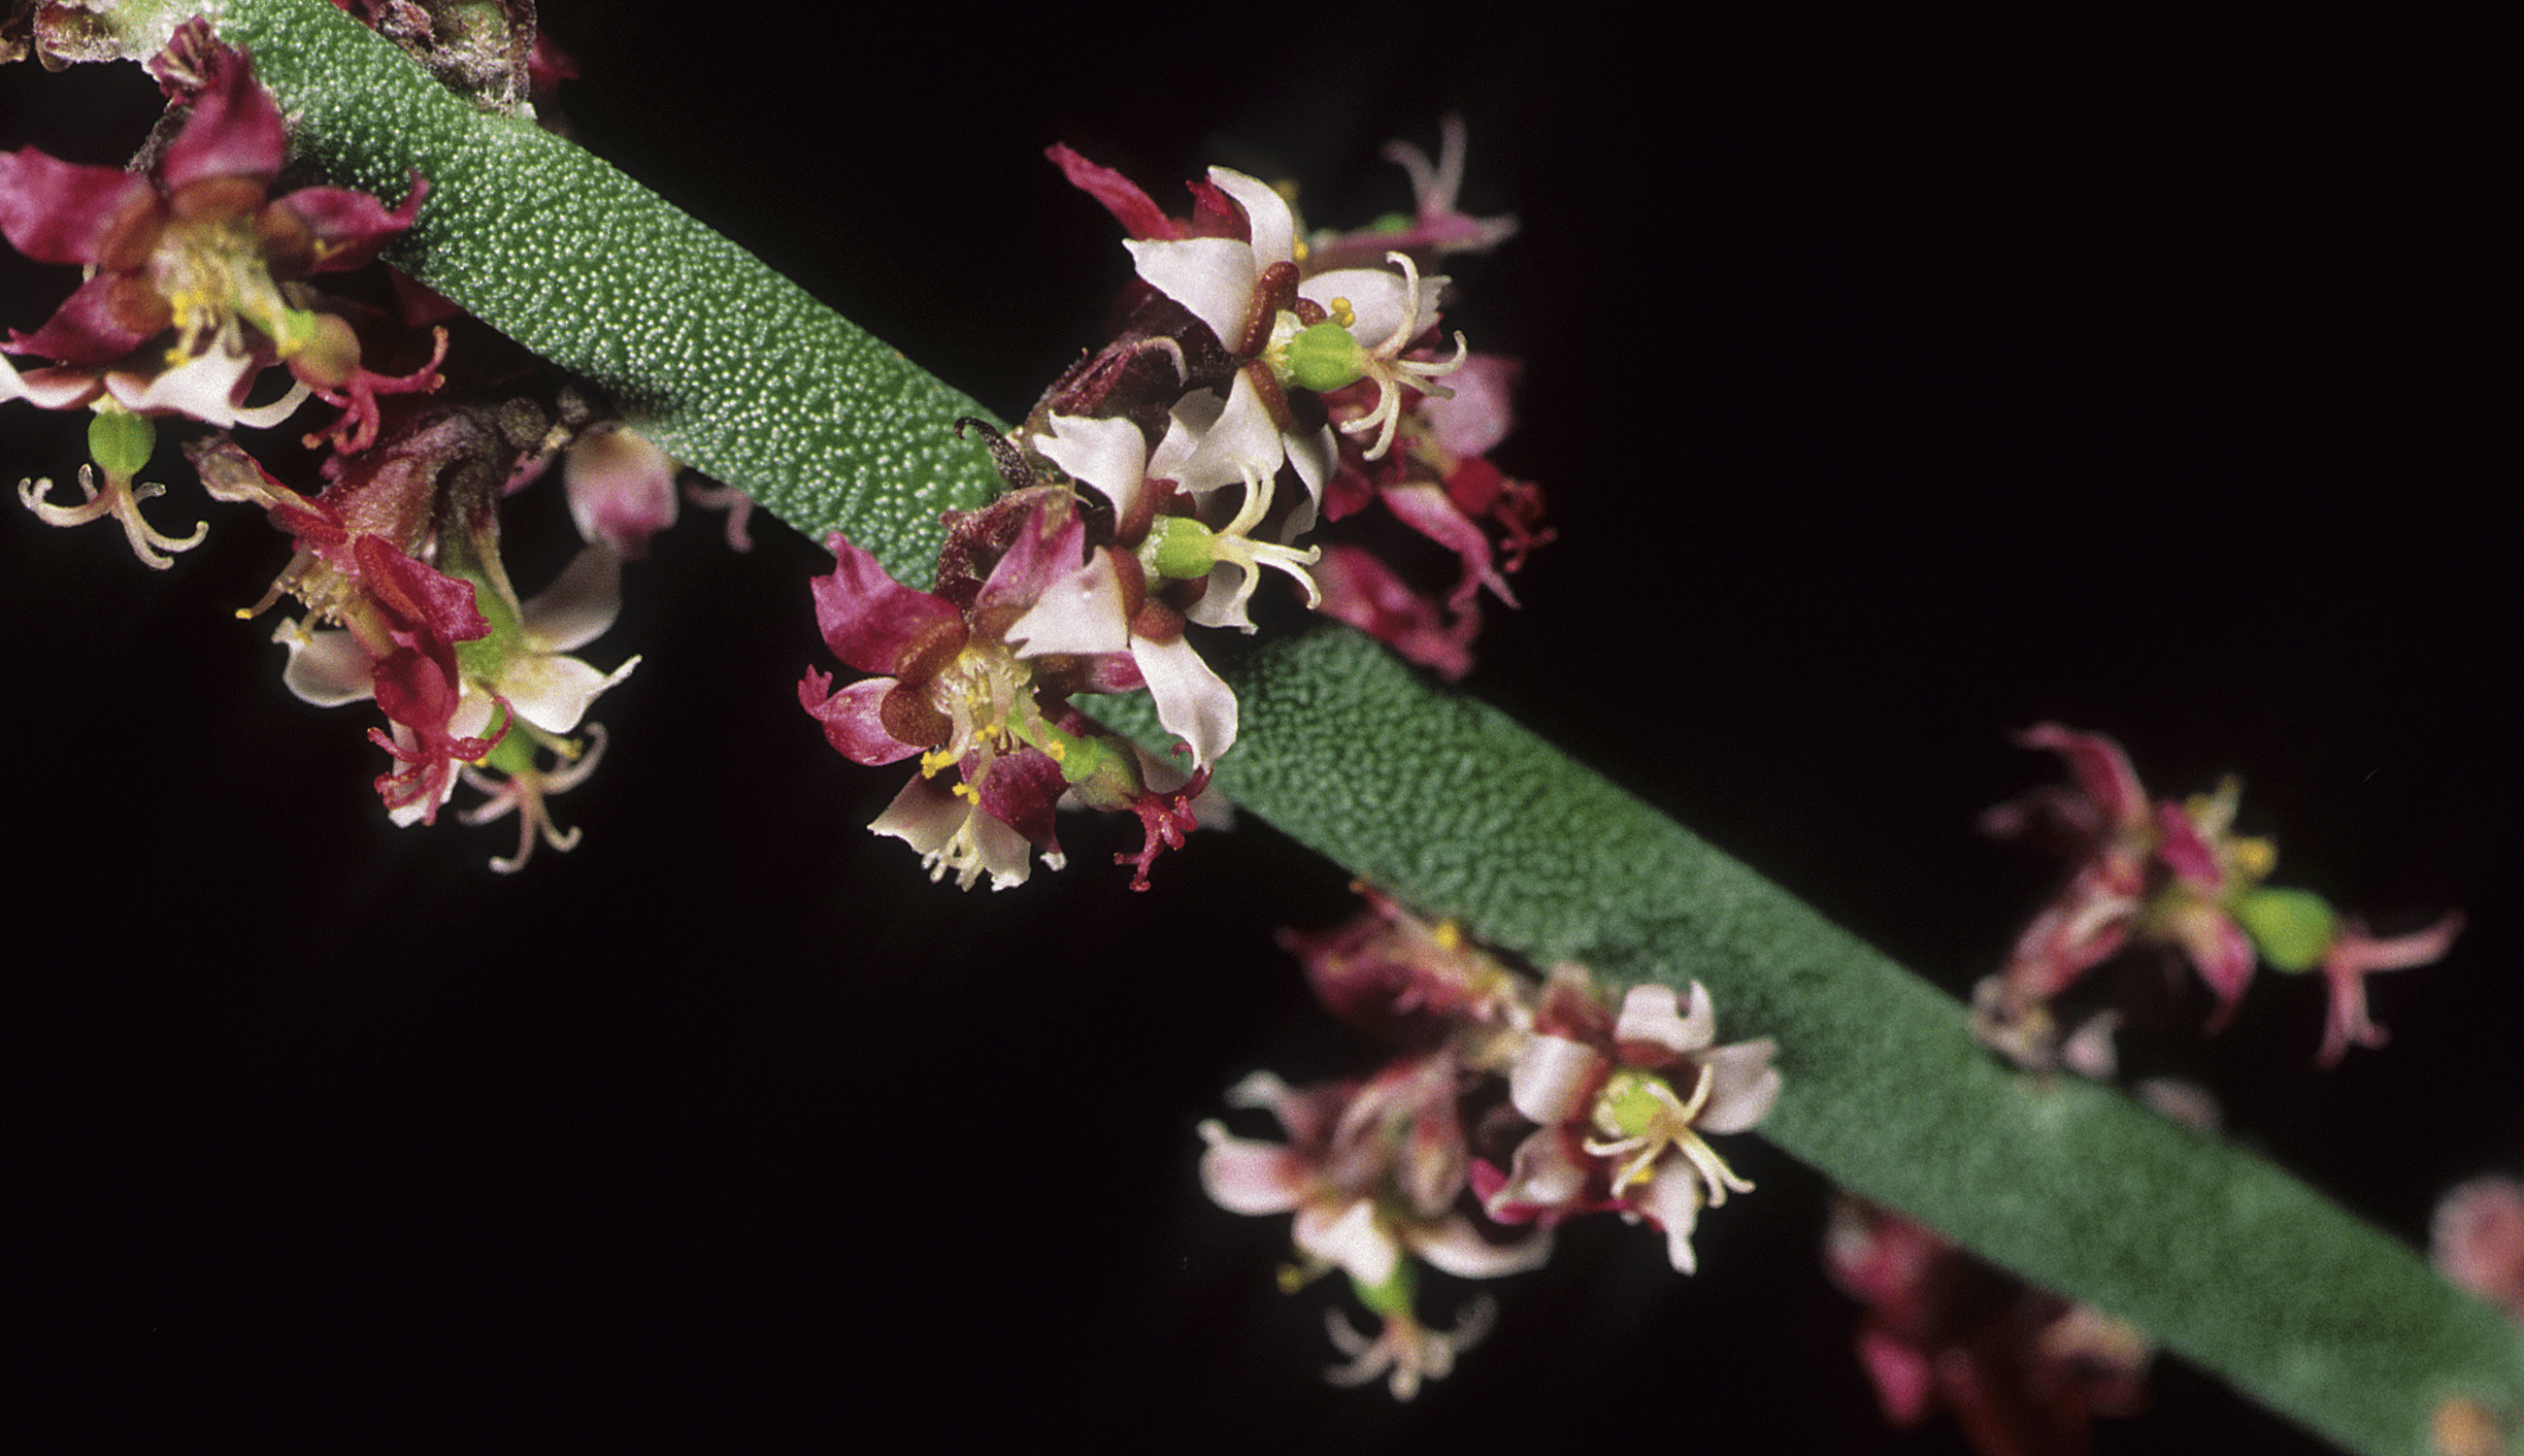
[0,147,160,267]
[159,44,286,195]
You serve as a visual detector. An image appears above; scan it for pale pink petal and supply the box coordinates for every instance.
[1507,1033,1602,1124]
[1696,1039,1782,1135]
[563,423,679,558]
[1420,353,1520,459]
[1638,1159,1706,1274]
[1404,1212,1554,1279]
[1614,981,1715,1061]
[2432,1175,2524,1320]
[1194,1121,1311,1215]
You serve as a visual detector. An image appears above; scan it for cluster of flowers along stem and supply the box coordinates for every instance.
[2,19,745,873]
[799,122,1546,890]
[1974,724,2463,1069]
[1196,887,1779,1397]
[1817,725,2473,1456]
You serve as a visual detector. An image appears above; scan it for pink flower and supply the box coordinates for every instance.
[1199,1058,1551,1292]
[1479,969,1779,1274]
[0,30,426,431]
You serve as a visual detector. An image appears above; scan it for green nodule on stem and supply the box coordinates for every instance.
[219,5,2524,1449]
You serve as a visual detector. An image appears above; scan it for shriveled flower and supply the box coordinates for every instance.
[1980,723,2463,1068]
[1827,1198,2151,1456]
[1305,115,1521,272]
[1479,969,1779,1274]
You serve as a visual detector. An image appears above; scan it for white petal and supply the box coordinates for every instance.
[1184,559,1258,634]
[519,545,625,654]
[1006,547,1130,658]
[1,353,101,410]
[1279,424,1335,540]
[1176,370,1286,497]
[104,344,260,427]
[1032,413,1150,520]
[1125,235,1258,348]
[498,649,638,735]
[1488,1129,1586,1214]
[274,618,374,707]
[1148,395,1213,484]
[1301,267,1413,346]
[868,775,966,855]
[1207,166,1297,267]
[1132,632,1238,770]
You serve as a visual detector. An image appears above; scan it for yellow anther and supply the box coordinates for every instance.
[918,746,958,778]
[2230,836,2277,880]
[1328,296,1356,329]
[951,780,980,804]
[1044,738,1067,763]
[1433,920,1463,951]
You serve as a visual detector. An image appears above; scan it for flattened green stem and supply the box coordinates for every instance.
[219,4,2523,1449]
[214,0,1002,588]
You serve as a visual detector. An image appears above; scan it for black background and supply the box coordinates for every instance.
[4,7,2512,1452]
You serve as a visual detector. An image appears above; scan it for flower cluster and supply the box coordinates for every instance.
[1197,887,1779,1396]
[803,123,1542,888]
[798,479,1220,891]
[3,20,704,871]
[1976,724,2463,1068]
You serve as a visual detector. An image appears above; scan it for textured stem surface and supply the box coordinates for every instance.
[215,3,2524,1450]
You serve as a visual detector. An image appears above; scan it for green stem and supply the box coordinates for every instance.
[212,3,2524,1449]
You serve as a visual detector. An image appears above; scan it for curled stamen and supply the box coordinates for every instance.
[460,724,610,874]
[18,466,209,570]
[1338,251,1470,462]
